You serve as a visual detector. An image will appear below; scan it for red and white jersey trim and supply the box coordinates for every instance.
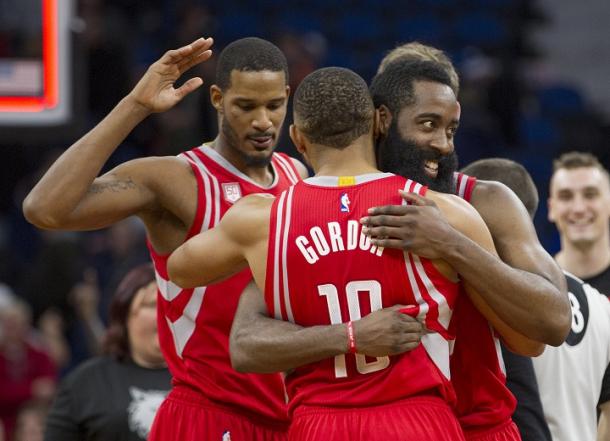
[271,186,297,323]
[273,154,301,184]
[182,150,221,228]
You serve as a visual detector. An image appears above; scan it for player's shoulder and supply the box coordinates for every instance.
[428,189,477,217]
[274,152,309,179]
[223,193,275,225]
[470,179,519,207]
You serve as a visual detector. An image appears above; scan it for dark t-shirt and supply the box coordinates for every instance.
[501,345,552,441]
[583,264,610,298]
[45,356,171,441]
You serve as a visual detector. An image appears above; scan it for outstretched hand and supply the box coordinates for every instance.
[360,190,456,259]
[129,37,214,113]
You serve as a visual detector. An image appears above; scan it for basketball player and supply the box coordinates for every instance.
[461,157,610,441]
[547,152,610,295]
[168,67,542,440]
[459,158,551,441]
[23,37,308,440]
[359,48,569,441]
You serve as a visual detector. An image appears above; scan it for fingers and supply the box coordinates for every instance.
[366,204,410,216]
[161,37,214,64]
[178,49,213,73]
[175,77,204,99]
[399,191,435,206]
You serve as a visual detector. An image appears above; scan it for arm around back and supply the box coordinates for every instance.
[432,192,545,356]
[469,180,570,345]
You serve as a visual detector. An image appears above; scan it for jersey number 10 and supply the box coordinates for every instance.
[318,280,390,378]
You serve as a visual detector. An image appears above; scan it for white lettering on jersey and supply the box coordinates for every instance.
[296,221,384,263]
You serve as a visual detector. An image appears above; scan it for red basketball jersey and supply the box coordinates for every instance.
[148,145,300,425]
[451,172,517,431]
[265,173,459,414]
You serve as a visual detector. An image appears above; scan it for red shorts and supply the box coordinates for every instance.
[464,420,521,441]
[149,386,289,441]
[289,396,465,441]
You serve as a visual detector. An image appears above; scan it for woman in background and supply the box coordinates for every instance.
[45,263,171,441]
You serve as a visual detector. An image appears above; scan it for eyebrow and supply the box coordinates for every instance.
[233,97,286,105]
[416,112,459,125]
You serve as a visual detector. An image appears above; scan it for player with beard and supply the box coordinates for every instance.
[23,37,308,440]
[362,58,569,441]
[167,67,542,441]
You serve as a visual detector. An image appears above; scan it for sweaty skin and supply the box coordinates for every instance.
[360,180,570,347]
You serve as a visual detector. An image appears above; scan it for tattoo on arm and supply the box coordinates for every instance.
[87,175,137,194]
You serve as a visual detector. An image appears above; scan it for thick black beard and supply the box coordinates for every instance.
[377,123,458,194]
[221,118,273,168]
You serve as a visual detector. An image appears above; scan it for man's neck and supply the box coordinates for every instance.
[209,135,274,187]
[311,139,378,177]
[556,237,610,279]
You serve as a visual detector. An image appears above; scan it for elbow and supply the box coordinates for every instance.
[229,331,271,373]
[545,304,572,347]
[229,350,251,373]
[167,254,191,289]
[21,193,54,229]
[507,340,546,358]
[229,335,255,373]
[22,194,61,229]
[539,288,572,347]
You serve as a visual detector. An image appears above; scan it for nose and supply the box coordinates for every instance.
[429,132,453,156]
[570,195,587,214]
[252,108,273,132]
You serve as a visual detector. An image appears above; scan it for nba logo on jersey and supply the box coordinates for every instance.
[222,183,242,204]
[340,192,350,212]
[222,431,231,441]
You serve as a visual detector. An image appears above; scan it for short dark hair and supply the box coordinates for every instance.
[461,158,539,218]
[552,151,609,175]
[293,67,374,149]
[369,59,453,117]
[102,263,156,361]
[377,42,460,95]
[215,37,288,90]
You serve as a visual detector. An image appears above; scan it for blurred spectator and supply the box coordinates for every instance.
[0,296,57,440]
[44,263,171,441]
[69,269,105,356]
[13,401,49,441]
[37,309,71,371]
[547,152,610,294]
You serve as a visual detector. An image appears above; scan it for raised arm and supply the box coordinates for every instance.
[23,38,213,231]
[230,281,425,373]
[361,183,570,346]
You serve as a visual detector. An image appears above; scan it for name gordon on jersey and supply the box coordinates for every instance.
[296,220,385,264]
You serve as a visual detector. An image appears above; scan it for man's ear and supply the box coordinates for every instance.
[372,108,381,140]
[290,124,312,167]
[210,85,223,113]
[377,104,392,138]
[289,124,305,154]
